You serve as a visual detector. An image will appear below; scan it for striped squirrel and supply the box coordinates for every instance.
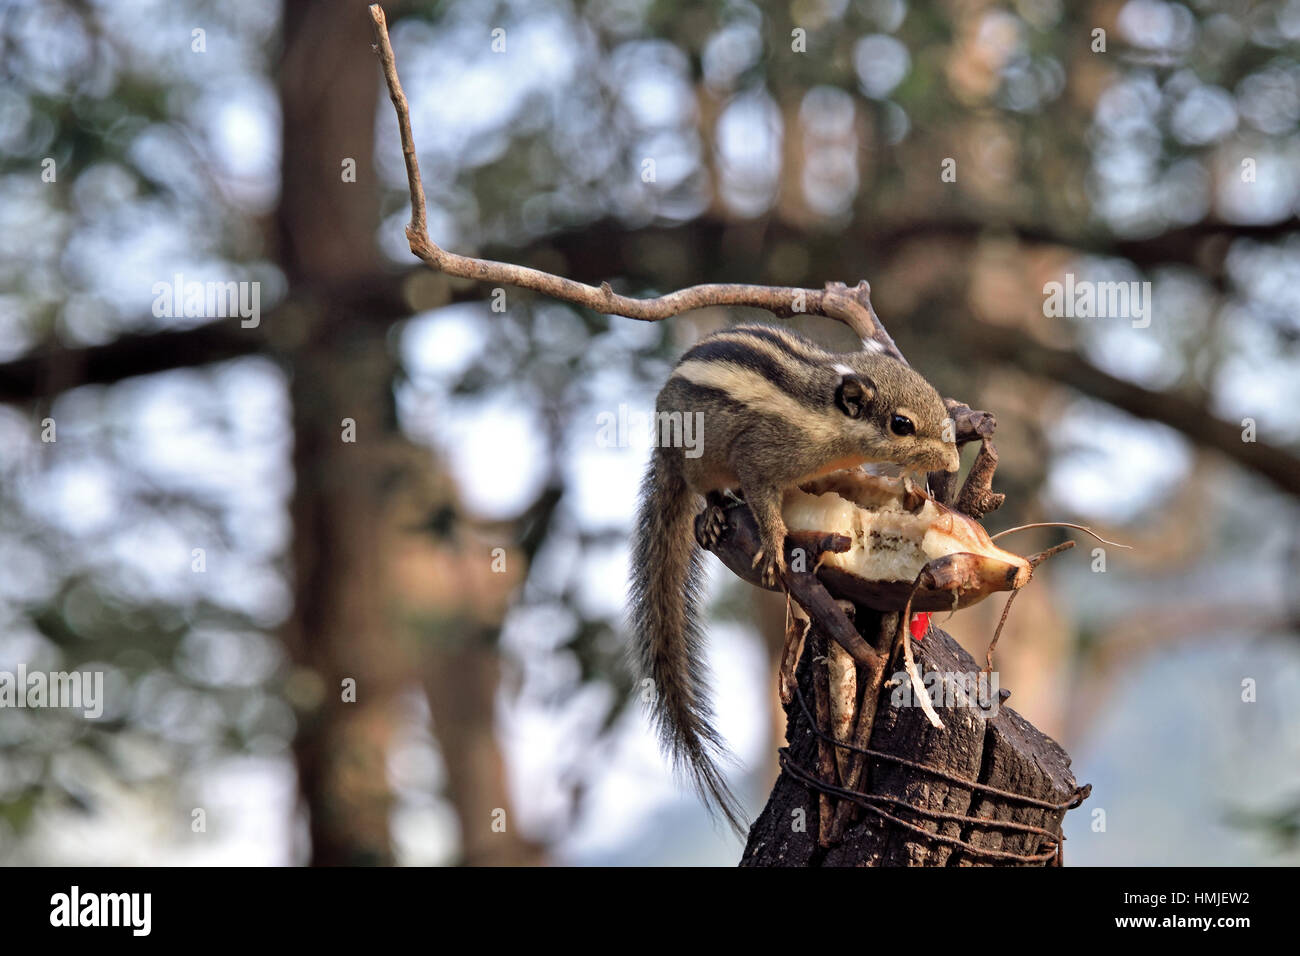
[629,323,960,832]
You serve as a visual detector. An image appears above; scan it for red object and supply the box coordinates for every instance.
[910,612,931,642]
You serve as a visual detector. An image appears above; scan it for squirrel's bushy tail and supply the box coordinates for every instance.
[629,446,747,835]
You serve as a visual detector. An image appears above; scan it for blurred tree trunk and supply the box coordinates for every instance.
[423,636,547,865]
[384,453,549,865]
[274,0,539,865]
[276,0,403,865]
[283,332,410,865]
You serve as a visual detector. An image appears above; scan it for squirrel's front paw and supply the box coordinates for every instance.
[751,549,783,589]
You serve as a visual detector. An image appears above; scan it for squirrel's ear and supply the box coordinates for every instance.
[835,373,875,419]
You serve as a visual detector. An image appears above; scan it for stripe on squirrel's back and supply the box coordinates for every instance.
[700,326,843,406]
[677,337,808,401]
[664,381,749,415]
[711,329,836,378]
[670,359,842,446]
[713,325,833,366]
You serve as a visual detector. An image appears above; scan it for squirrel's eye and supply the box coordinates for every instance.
[890,414,915,437]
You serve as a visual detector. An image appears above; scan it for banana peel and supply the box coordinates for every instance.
[781,470,1033,614]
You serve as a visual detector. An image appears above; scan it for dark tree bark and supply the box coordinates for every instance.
[741,614,1088,867]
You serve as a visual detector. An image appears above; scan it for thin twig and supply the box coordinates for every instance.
[812,639,836,848]
[984,589,1020,675]
[982,542,1074,670]
[1026,540,1076,568]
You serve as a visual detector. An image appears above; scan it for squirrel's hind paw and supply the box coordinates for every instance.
[695,504,728,551]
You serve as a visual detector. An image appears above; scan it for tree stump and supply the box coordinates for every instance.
[740,611,1089,867]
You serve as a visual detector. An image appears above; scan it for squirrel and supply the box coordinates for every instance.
[628,323,960,833]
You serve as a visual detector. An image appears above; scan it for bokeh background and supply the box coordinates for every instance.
[0,0,1297,865]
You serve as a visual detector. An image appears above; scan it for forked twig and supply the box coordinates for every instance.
[982,540,1075,673]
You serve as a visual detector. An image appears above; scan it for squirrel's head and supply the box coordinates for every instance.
[832,356,960,474]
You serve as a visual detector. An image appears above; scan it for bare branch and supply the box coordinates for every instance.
[365,3,904,359]
[0,320,259,403]
[0,270,426,404]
